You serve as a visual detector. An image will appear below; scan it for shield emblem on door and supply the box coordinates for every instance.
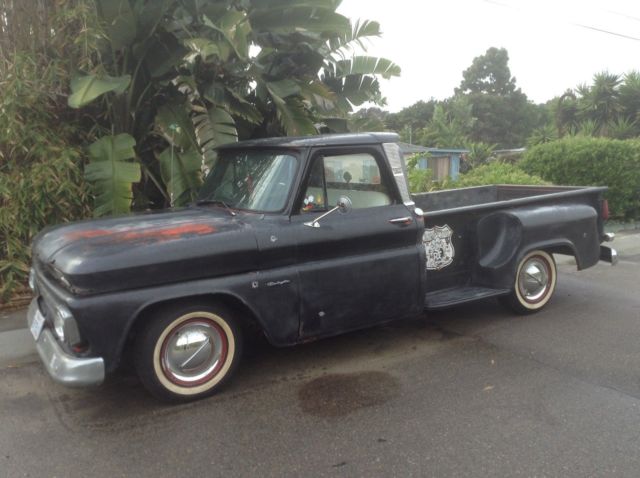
[422,225,455,271]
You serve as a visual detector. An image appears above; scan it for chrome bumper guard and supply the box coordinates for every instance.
[27,299,105,387]
[599,245,619,266]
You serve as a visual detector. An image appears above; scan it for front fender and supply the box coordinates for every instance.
[70,269,300,373]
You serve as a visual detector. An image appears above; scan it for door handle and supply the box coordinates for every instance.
[389,216,413,226]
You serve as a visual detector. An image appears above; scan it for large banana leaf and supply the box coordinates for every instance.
[193,107,238,148]
[95,0,136,51]
[85,134,141,217]
[134,0,171,41]
[134,31,188,78]
[268,92,317,136]
[321,117,349,133]
[157,147,203,207]
[266,80,301,99]
[155,100,200,151]
[68,74,131,108]
[300,81,337,113]
[249,5,350,35]
[329,19,382,54]
[184,38,222,62]
[193,107,238,167]
[334,56,401,79]
[324,75,382,110]
[201,9,251,60]
[222,88,263,125]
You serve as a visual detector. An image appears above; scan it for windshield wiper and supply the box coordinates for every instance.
[195,199,236,216]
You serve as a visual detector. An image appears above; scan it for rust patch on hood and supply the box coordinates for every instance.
[65,223,217,244]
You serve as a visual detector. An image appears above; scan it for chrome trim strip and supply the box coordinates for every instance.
[389,216,413,225]
[27,299,104,387]
[383,142,412,204]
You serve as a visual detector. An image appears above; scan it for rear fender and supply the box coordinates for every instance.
[474,204,598,288]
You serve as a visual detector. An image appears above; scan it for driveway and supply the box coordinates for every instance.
[0,232,638,477]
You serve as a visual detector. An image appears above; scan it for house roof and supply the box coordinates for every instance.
[398,142,468,155]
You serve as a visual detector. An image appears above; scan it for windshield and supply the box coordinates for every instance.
[197,150,298,212]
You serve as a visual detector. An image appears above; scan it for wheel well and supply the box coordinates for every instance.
[539,244,579,268]
[544,244,575,257]
[120,294,264,369]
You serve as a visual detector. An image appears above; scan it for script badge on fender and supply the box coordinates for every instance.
[423,225,455,270]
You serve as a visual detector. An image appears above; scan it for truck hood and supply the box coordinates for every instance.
[32,208,258,295]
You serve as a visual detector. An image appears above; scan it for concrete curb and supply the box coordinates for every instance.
[1,231,638,368]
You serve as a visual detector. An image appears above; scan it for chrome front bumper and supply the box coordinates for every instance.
[27,299,105,387]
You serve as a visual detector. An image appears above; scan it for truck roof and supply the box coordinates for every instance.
[216,132,400,150]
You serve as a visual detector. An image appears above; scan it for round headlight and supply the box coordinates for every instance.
[53,314,65,342]
[53,304,73,342]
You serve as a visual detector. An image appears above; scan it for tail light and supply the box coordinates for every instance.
[602,199,610,221]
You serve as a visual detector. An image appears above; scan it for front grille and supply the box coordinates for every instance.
[32,268,60,328]
[37,296,51,321]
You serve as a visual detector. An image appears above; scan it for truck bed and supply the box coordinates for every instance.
[413,184,608,304]
[412,184,606,216]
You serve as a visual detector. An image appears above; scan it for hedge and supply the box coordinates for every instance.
[454,162,548,188]
[521,137,640,219]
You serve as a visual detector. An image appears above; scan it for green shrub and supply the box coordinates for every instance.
[454,162,548,188]
[406,154,436,193]
[521,137,640,219]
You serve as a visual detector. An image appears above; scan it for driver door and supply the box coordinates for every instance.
[294,148,422,338]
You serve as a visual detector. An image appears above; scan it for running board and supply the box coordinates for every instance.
[425,286,510,310]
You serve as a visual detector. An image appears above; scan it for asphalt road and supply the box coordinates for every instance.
[0,236,639,477]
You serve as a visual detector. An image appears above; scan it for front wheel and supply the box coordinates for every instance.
[499,250,557,315]
[134,303,243,402]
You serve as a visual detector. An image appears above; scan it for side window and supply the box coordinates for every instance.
[301,153,392,212]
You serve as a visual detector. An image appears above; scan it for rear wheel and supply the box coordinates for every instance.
[134,303,242,402]
[500,250,557,315]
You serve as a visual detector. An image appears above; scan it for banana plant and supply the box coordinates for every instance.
[85,134,141,217]
[68,0,401,216]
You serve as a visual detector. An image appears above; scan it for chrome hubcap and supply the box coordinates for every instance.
[161,320,227,386]
[518,258,549,302]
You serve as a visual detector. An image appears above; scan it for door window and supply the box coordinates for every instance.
[301,153,392,212]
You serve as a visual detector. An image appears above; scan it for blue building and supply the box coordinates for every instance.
[398,143,466,181]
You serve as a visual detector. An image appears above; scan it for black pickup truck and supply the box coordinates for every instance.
[27,133,617,401]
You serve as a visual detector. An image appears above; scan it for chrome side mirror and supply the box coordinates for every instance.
[304,196,352,228]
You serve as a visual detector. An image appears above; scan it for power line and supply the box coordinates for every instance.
[606,9,640,24]
[572,23,640,41]
[483,0,640,42]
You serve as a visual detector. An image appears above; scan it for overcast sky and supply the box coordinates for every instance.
[337,0,640,112]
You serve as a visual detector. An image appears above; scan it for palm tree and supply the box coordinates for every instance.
[555,90,579,137]
[619,71,640,136]
[579,72,621,135]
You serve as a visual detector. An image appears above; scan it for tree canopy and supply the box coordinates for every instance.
[456,47,517,96]
[385,47,543,149]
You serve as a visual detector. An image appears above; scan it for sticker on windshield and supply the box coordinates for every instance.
[423,225,455,271]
